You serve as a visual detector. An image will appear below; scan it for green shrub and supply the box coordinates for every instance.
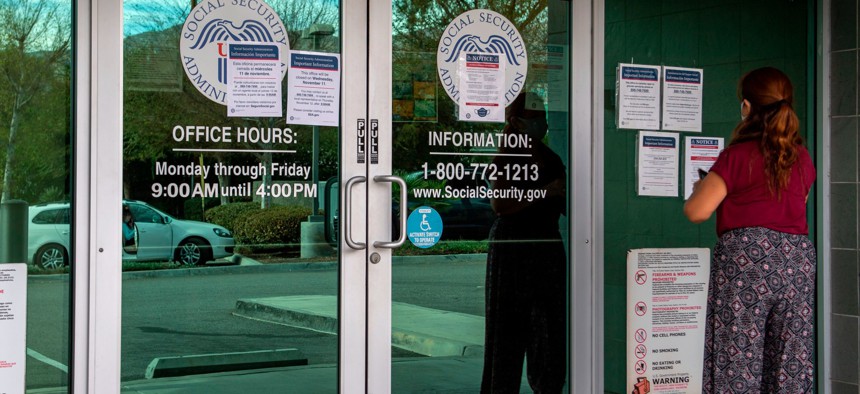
[205,202,260,232]
[233,205,311,252]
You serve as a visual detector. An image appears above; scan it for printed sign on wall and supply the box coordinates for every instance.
[662,67,704,132]
[0,264,27,394]
[617,64,662,130]
[637,131,679,197]
[626,249,710,394]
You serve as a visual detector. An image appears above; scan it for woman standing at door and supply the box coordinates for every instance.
[482,92,567,393]
[684,67,816,393]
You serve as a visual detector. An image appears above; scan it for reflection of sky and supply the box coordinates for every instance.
[124,0,188,37]
[124,0,341,37]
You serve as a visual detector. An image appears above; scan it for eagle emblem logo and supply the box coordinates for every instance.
[179,0,289,105]
[436,9,528,107]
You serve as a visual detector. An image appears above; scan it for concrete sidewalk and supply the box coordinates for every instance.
[233,295,485,357]
[118,356,523,393]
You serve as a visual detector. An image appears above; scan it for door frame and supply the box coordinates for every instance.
[78,0,602,392]
[78,0,125,392]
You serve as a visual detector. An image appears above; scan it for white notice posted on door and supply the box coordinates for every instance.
[0,263,27,394]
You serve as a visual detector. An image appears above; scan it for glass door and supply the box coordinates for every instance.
[365,0,576,392]
[118,0,370,393]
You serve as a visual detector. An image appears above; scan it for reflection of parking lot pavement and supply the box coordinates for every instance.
[234,295,484,358]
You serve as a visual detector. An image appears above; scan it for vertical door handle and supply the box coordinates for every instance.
[344,176,367,250]
[372,175,407,249]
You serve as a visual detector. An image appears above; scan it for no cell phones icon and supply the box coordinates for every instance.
[635,329,647,343]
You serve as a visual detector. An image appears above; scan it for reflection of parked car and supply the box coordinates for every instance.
[27,200,235,269]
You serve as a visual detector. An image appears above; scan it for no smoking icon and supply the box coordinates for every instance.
[635,344,647,359]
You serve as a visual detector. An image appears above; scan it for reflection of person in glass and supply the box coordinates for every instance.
[481,92,567,393]
[122,205,137,253]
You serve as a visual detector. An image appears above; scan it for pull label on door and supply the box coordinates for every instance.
[370,119,379,164]
[357,119,366,164]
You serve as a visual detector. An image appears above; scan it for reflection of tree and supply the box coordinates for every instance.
[0,0,70,202]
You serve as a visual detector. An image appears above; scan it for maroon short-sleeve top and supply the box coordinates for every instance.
[708,140,815,236]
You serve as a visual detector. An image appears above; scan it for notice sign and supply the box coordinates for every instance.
[662,67,704,132]
[458,52,505,123]
[227,42,282,117]
[617,64,662,130]
[287,51,341,127]
[684,137,724,199]
[637,131,679,197]
[627,249,710,394]
[0,264,27,394]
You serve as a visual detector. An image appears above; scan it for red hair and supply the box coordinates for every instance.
[730,67,803,196]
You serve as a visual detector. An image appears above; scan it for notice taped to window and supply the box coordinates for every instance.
[0,264,27,394]
[227,42,282,117]
[627,249,710,394]
[286,51,340,127]
[458,52,505,123]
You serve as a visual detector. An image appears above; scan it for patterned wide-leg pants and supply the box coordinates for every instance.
[703,227,816,393]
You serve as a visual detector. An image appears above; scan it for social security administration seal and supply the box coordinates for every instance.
[180,0,289,105]
[436,9,528,108]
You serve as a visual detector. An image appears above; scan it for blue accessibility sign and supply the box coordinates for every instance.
[407,206,443,248]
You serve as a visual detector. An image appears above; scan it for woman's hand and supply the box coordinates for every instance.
[683,171,728,223]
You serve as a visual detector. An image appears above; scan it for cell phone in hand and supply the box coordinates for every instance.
[697,168,708,180]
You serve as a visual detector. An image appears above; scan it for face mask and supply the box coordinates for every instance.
[514,116,548,140]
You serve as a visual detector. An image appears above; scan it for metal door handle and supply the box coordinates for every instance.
[373,175,407,249]
[344,176,367,250]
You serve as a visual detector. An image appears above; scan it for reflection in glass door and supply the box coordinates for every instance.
[379,0,572,392]
[121,0,349,392]
[0,0,73,392]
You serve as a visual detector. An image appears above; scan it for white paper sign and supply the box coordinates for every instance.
[286,51,341,127]
[627,249,710,394]
[618,64,662,130]
[637,131,679,197]
[662,67,704,132]
[458,52,505,123]
[227,42,282,117]
[0,264,27,394]
[684,137,724,199]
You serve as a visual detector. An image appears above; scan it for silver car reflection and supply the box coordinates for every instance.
[27,200,234,269]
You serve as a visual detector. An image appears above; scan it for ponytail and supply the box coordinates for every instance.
[730,67,803,198]
[760,101,801,195]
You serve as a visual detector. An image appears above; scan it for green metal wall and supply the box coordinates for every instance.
[602,1,813,392]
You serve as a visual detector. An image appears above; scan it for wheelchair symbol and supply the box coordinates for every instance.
[420,214,432,231]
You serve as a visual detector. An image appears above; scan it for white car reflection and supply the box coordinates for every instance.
[27,200,235,269]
